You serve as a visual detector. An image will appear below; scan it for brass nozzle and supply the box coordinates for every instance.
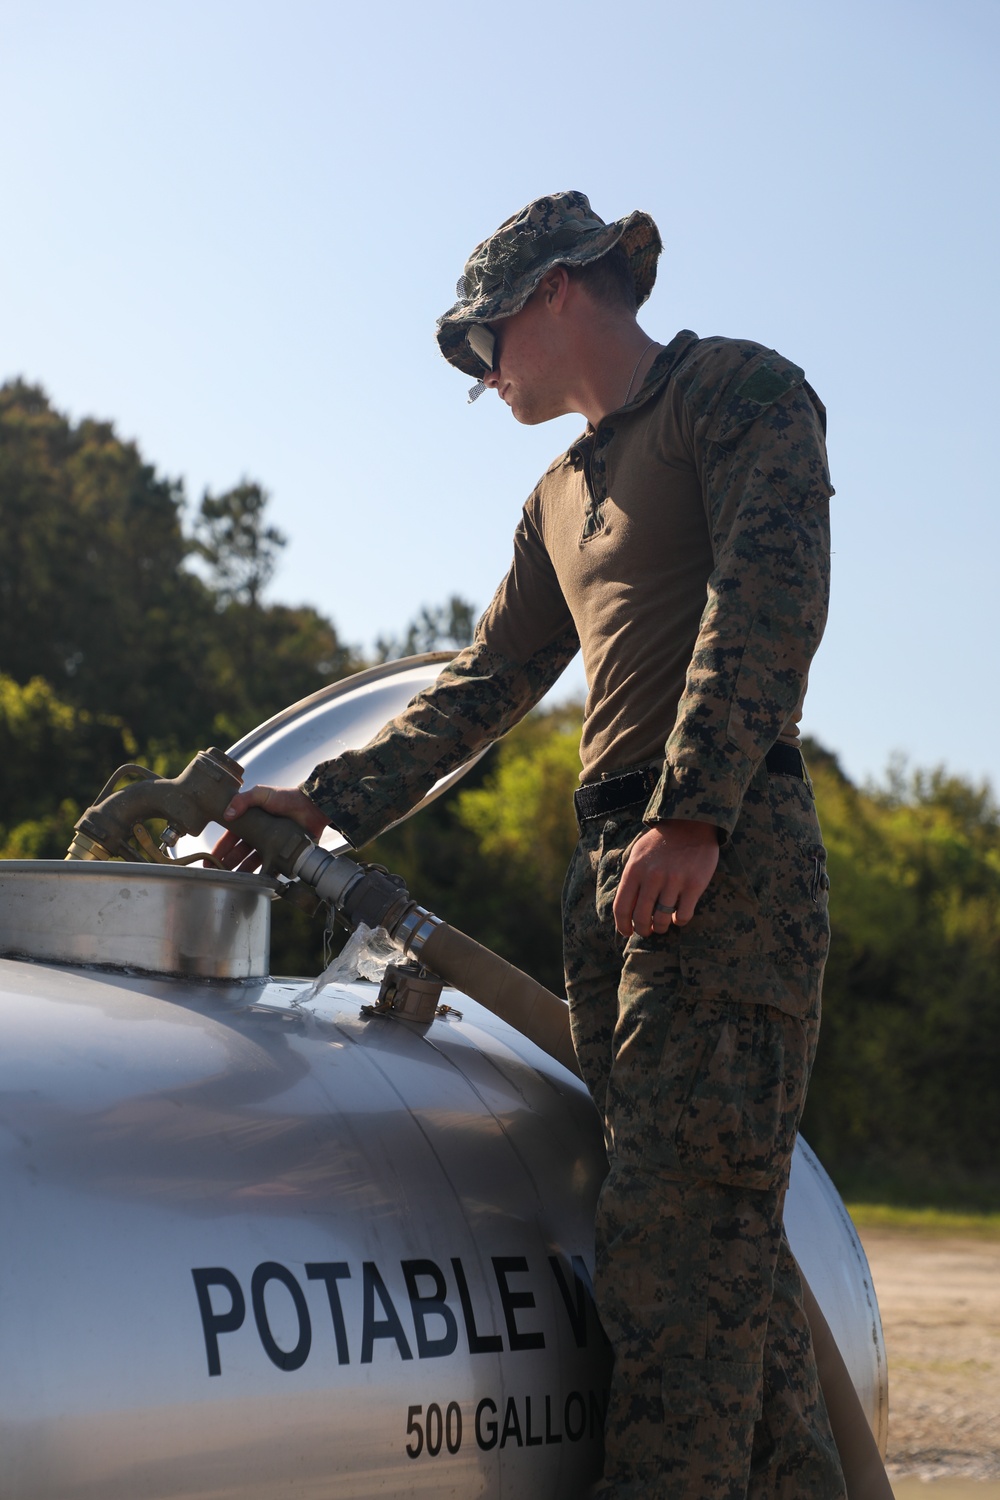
[65,830,116,862]
[66,748,244,862]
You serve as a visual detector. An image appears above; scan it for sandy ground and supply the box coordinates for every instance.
[857,1225,1000,1495]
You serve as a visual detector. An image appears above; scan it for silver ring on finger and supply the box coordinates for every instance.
[654,902,676,916]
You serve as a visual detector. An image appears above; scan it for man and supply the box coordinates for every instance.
[220,191,845,1498]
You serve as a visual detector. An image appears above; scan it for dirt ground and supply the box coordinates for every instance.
[857,1225,1000,1494]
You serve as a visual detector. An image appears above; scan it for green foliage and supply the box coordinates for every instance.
[0,379,208,749]
[198,599,359,745]
[196,481,286,610]
[801,740,1000,1207]
[359,704,584,994]
[268,897,328,978]
[372,720,1000,1208]
[0,380,360,760]
[456,703,582,895]
[0,799,81,861]
[375,595,476,662]
[0,674,140,857]
[4,376,1000,1207]
[844,1203,1000,1237]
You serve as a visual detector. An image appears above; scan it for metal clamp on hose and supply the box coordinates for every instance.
[394,905,443,958]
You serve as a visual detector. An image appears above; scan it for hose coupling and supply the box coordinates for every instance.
[292,845,366,907]
[394,904,443,958]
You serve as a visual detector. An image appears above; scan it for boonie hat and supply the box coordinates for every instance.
[436,190,663,379]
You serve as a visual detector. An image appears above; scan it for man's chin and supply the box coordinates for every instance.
[511,402,554,427]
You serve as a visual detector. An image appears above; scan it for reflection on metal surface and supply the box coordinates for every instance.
[785,1140,890,1455]
[0,860,273,978]
[172,653,489,860]
[0,958,610,1498]
[0,945,888,1497]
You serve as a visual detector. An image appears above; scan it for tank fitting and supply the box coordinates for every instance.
[288,842,581,1078]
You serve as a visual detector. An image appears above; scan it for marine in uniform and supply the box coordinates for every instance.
[221,191,846,1498]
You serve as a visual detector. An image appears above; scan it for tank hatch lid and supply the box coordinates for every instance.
[174,652,490,859]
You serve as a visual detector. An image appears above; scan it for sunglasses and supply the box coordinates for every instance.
[466,324,495,373]
[465,324,496,404]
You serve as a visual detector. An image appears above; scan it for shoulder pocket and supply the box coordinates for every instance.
[707,351,805,448]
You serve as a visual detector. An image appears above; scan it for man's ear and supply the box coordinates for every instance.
[539,265,571,311]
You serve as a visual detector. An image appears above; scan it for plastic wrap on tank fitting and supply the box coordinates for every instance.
[305,923,401,999]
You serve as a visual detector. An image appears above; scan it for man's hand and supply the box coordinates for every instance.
[211,785,329,871]
[612,819,720,938]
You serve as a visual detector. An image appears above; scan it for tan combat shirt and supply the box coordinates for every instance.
[303,331,832,849]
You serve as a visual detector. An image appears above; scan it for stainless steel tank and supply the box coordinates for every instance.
[0,657,887,1497]
[0,954,612,1499]
[0,860,274,978]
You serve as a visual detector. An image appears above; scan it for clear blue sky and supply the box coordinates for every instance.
[2,0,998,790]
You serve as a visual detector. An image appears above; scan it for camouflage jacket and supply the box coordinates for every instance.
[302,330,832,849]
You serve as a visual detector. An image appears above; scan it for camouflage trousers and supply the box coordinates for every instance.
[562,763,846,1499]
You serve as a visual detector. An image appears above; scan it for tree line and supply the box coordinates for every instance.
[3,379,998,1208]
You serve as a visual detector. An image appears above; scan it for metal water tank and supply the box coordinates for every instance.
[0,656,886,1497]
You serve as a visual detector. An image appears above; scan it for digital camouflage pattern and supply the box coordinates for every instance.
[302,333,831,855]
[643,340,832,839]
[436,190,662,377]
[300,313,838,1496]
[302,631,579,850]
[476,330,831,799]
[562,775,844,1498]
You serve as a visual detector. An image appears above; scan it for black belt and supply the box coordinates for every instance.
[573,744,806,826]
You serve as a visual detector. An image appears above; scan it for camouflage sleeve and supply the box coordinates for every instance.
[301,508,579,849]
[644,347,832,836]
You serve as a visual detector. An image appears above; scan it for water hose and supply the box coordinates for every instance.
[408,921,581,1075]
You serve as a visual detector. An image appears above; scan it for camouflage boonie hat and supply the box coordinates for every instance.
[436,190,662,377]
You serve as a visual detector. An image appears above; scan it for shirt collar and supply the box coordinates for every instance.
[564,329,700,465]
[619,328,700,414]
